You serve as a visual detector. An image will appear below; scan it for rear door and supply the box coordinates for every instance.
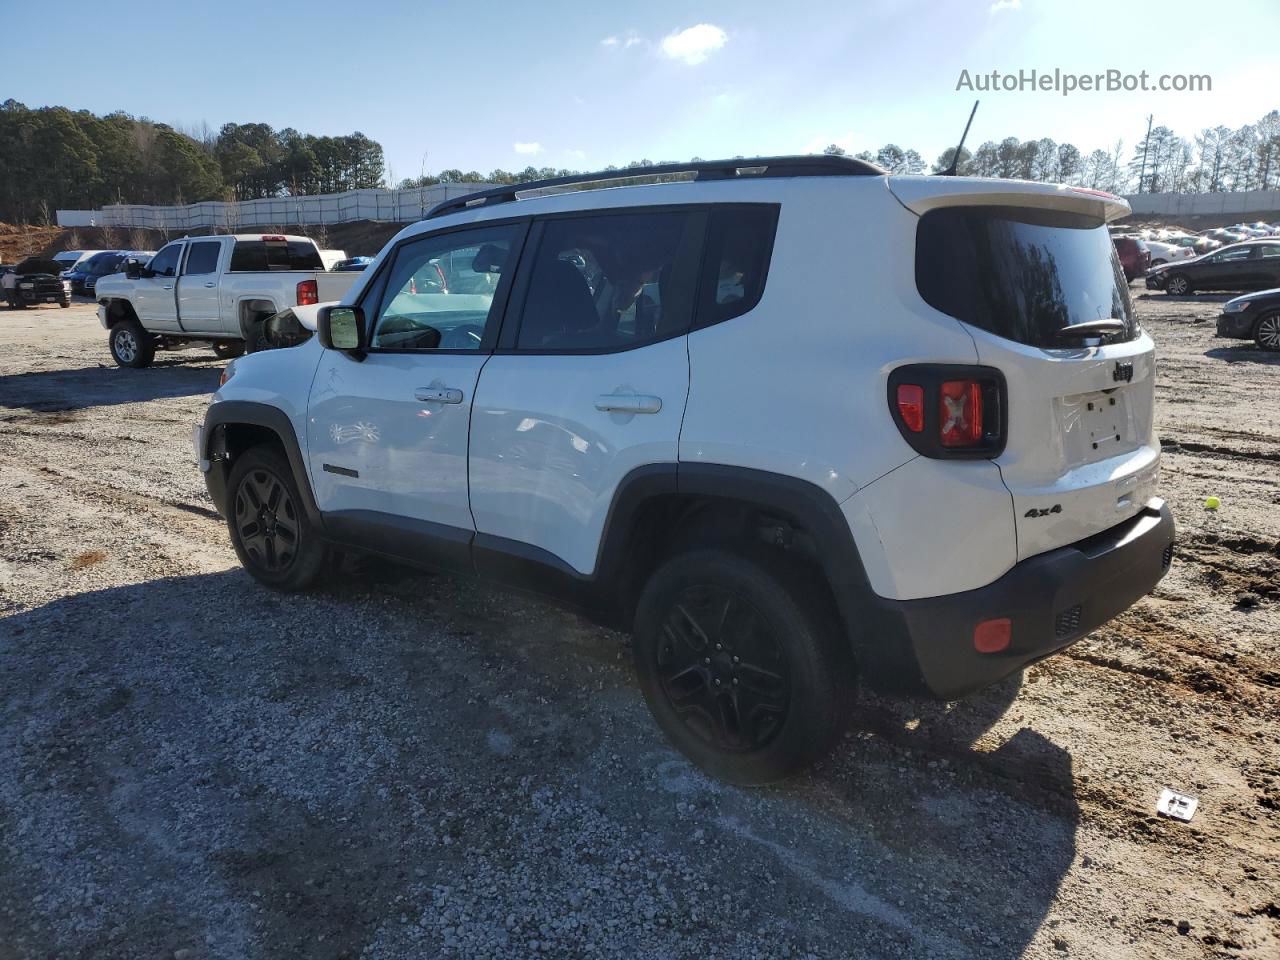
[176,239,224,333]
[1250,242,1280,287]
[911,197,1159,561]
[131,241,184,332]
[468,207,704,576]
[306,220,527,553]
[1195,245,1253,290]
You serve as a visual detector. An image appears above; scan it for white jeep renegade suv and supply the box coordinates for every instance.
[195,156,1175,784]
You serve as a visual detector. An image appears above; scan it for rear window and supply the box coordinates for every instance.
[229,239,323,272]
[916,207,1136,347]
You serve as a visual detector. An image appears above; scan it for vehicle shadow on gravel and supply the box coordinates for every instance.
[0,361,220,413]
[1,568,1080,960]
[1205,345,1280,365]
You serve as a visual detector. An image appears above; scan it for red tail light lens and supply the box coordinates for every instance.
[896,385,925,433]
[296,279,318,306]
[939,380,984,447]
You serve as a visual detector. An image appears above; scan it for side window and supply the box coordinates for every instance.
[147,243,182,278]
[696,205,779,328]
[515,210,703,352]
[1213,247,1252,262]
[1255,244,1280,259]
[183,241,221,276]
[370,223,522,351]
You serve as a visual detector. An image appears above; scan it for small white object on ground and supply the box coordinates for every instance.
[1157,788,1199,822]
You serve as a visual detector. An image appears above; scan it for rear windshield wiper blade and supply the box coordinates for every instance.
[1055,319,1127,341]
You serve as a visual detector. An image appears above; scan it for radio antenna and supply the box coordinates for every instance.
[942,100,979,176]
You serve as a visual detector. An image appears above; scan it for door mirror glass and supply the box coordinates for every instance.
[124,258,142,279]
[319,305,366,351]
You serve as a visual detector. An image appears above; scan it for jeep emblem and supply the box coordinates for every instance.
[1113,361,1134,383]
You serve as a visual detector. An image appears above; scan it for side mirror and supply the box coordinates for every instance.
[124,258,142,280]
[317,305,367,352]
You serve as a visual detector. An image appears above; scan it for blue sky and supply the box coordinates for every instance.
[7,0,1278,180]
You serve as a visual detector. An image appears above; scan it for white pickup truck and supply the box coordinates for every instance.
[96,234,359,367]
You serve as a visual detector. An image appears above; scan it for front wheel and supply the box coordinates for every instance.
[213,340,245,360]
[1164,273,1192,296]
[632,549,852,785]
[226,445,328,591]
[59,300,69,308]
[1255,312,1280,351]
[109,321,155,368]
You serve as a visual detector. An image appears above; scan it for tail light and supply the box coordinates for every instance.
[296,279,318,305]
[888,365,1005,459]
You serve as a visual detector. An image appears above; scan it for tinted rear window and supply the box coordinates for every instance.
[229,240,323,272]
[917,207,1136,347]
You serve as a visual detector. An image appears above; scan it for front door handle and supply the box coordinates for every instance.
[595,394,662,414]
[204,282,216,288]
[162,284,173,290]
[415,387,464,404]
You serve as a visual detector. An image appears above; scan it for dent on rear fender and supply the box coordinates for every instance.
[841,457,1018,601]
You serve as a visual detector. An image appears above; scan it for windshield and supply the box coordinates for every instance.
[916,206,1136,347]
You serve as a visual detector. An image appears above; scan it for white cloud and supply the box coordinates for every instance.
[989,0,1022,11]
[602,30,644,50]
[513,142,543,155]
[601,35,619,46]
[623,33,643,48]
[659,24,727,65]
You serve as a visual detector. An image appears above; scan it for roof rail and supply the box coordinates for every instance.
[424,154,886,220]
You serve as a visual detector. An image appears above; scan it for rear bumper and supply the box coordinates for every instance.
[1216,313,1253,339]
[859,499,1175,700]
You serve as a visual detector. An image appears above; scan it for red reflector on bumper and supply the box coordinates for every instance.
[973,618,1011,654]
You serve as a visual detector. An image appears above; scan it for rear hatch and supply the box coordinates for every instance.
[894,178,1159,561]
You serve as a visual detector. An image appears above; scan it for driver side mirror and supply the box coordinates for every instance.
[124,258,142,280]
[318,305,367,353]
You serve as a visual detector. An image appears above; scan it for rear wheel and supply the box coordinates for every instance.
[1255,312,1280,351]
[632,549,852,784]
[213,340,245,360]
[1164,273,1192,296]
[227,445,328,591]
[109,320,155,368]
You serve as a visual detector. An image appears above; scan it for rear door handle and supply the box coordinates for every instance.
[595,394,662,414]
[415,387,464,404]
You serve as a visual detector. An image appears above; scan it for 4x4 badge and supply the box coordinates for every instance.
[1024,505,1062,518]
[1113,361,1134,383]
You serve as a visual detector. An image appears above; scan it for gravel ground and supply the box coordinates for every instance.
[0,292,1277,960]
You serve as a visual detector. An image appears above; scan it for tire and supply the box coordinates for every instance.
[226,445,328,592]
[1255,311,1280,351]
[213,340,245,360]
[1164,273,1192,296]
[59,301,69,308]
[632,548,852,785]
[109,320,155,368]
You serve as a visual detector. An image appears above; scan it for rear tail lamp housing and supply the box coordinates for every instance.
[888,364,1006,459]
[296,278,319,306]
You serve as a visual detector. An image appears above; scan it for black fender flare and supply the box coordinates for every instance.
[200,400,322,528]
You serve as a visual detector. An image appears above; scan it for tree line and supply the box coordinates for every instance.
[836,107,1280,195]
[0,100,385,225]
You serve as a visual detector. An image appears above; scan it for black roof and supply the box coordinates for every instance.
[426,154,886,220]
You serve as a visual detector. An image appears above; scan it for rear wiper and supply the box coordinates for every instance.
[1055,319,1127,341]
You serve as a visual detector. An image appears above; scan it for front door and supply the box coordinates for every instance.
[132,242,183,332]
[306,220,527,562]
[176,239,225,333]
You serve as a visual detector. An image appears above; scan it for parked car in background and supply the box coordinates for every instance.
[1113,235,1151,280]
[96,234,359,367]
[318,249,349,271]
[63,251,128,295]
[1144,239,1197,267]
[78,249,154,295]
[1216,288,1280,351]
[1147,240,1280,295]
[52,249,104,274]
[196,157,1173,782]
[331,256,373,272]
[4,257,72,308]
